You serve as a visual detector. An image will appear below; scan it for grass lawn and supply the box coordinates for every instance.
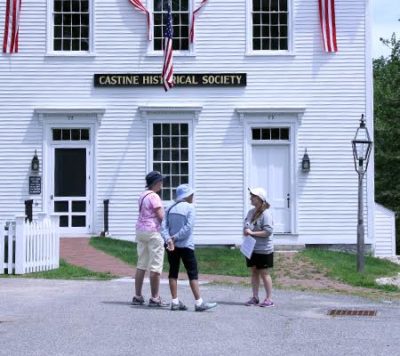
[299,249,400,292]
[90,237,249,277]
[0,259,115,280]
[90,237,400,292]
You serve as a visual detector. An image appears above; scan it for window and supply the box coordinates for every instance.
[153,0,190,51]
[252,127,290,141]
[52,0,90,52]
[152,123,189,200]
[251,0,289,51]
[52,128,90,141]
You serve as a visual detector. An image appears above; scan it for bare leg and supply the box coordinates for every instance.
[259,269,273,300]
[189,279,201,300]
[134,268,146,296]
[251,267,260,298]
[149,271,161,299]
[169,278,178,299]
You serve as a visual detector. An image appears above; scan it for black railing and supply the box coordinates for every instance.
[24,200,33,222]
[100,199,110,237]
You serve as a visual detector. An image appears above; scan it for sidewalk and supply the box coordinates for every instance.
[60,238,248,284]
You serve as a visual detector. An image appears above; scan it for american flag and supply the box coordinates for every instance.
[3,0,22,53]
[162,0,174,91]
[318,0,338,52]
[128,0,152,40]
[190,0,208,43]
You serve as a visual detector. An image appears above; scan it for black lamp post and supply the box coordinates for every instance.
[351,114,372,272]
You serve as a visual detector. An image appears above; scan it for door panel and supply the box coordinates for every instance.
[251,145,290,233]
[51,148,90,234]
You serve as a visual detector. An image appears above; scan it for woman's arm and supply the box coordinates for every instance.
[154,206,164,222]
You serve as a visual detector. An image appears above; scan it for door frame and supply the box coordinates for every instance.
[42,116,97,236]
[240,109,304,235]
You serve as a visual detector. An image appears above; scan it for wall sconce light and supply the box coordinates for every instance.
[301,149,310,172]
[31,150,39,172]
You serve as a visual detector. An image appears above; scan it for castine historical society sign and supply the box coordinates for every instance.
[94,73,247,87]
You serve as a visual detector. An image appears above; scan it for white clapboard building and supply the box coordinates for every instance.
[0,0,396,255]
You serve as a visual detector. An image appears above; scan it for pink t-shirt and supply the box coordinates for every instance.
[135,190,163,232]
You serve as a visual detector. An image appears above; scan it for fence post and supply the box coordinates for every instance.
[0,221,4,274]
[37,212,46,223]
[25,200,33,222]
[15,215,26,274]
[100,199,110,237]
[50,214,60,268]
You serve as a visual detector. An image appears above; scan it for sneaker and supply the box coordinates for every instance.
[148,297,169,308]
[131,296,145,305]
[259,299,274,308]
[245,297,259,306]
[171,301,188,311]
[195,301,217,312]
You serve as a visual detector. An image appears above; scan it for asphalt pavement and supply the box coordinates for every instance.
[1,278,399,356]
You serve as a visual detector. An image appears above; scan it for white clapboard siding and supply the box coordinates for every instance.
[374,204,396,257]
[0,0,373,245]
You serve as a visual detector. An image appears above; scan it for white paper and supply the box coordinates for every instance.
[240,236,256,259]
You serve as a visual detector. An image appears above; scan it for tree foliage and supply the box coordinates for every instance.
[373,24,400,254]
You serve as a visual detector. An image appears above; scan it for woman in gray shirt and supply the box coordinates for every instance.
[243,187,274,307]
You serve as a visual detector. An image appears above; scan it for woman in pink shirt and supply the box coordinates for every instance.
[132,171,168,307]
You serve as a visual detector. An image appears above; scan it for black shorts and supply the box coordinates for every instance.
[166,247,199,280]
[246,252,274,269]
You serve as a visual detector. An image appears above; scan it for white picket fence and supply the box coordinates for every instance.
[0,214,60,274]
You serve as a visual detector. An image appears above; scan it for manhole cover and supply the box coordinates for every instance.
[328,309,377,317]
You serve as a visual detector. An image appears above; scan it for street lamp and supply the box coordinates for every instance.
[352,114,373,272]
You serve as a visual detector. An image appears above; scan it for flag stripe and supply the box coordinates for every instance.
[190,0,208,43]
[162,1,174,91]
[329,0,337,51]
[318,0,337,53]
[3,0,21,54]
[3,0,11,53]
[128,0,152,41]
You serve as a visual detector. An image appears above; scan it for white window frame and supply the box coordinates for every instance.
[246,0,294,56]
[146,0,195,57]
[46,0,96,56]
[237,107,305,236]
[139,106,201,203]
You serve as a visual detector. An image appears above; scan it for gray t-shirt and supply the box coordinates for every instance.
[244,208,274,254]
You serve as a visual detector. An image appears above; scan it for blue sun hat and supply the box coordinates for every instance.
[175,184,195,201]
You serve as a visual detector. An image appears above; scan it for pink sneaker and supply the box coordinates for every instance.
[259,299,274,307]
[245,296,259,306]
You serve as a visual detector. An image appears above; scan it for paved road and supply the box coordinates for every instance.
[1,278,399,356]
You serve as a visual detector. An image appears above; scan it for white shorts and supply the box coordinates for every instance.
[135,230,165,274]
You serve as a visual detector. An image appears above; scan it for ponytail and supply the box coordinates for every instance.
[251,202,268,223]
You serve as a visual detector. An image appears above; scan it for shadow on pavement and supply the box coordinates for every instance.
[214,301,245,306]
[101,301,172,311]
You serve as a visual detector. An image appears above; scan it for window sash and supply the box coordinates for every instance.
[152,0,190,52]
[151,122,191,201]
[249,0,291,53]
[50,0,92,52]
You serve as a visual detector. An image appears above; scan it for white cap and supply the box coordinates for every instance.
[248,187,269,205]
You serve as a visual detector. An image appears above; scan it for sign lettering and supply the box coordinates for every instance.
[94,73,247,87]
